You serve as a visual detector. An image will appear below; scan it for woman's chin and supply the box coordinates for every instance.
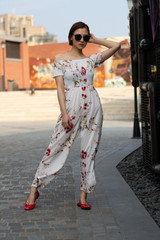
[77,44,86,50]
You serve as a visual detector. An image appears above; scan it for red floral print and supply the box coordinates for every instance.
[72,116,76,120]
[81,150,87,159]
[54,170,60,176]
[82,161,86,167]
[65,88,70,91]
[82,94,87,99]
[46,148,51,156]
[81,171,87,181]
[84,78,87,83]
[81,67,86,76]
[82,86,86,91]
[84,103,88,110]
[66,123,74,133]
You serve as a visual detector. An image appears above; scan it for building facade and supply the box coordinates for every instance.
[0,14,57,45]
[0,35,30,91]
[0,14,34,38]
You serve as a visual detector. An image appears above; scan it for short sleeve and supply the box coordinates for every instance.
[90,52,103,68]
[52,61,64,78]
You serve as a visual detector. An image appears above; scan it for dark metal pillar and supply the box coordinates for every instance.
[129,6,141,138]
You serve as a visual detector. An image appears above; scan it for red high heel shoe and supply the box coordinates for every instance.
[77,200,91,210]
[24,191,40,210]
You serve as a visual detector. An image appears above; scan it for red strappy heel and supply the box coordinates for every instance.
[24,191,40,210]
[77,200,91,210]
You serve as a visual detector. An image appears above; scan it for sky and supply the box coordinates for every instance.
[0,0,130,42]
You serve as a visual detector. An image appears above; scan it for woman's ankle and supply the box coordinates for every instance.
[30,187,37,195]
[81,191,87,200]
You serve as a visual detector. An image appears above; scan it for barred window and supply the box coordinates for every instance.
[6,41,20,59]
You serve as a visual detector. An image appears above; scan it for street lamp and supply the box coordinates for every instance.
[1,41,6,91]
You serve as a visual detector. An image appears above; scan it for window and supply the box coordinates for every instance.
[6,41,20,59]
[23,28,26,37]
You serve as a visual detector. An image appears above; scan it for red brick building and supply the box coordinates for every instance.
[0,36,30,91]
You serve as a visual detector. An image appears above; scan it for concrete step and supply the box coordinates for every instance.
[0,87,137,121]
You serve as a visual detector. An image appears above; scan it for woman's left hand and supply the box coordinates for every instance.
[89,33,97,43]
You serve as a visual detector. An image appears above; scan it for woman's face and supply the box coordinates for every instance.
[71,27,89,50]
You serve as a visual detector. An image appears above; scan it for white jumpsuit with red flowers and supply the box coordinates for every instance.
[31,53,103,193]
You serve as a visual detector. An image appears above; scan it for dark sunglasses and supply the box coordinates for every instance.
[74,34,90,42]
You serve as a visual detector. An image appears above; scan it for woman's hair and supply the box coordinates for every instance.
[68,21,90,46]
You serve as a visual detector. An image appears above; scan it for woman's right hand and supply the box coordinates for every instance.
[62,112,72,129]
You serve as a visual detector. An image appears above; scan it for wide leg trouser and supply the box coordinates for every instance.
[31,86,103,193]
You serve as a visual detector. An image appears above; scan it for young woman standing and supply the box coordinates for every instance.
[24,21,121,210]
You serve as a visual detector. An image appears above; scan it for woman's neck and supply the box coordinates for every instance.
[69,46,84,57]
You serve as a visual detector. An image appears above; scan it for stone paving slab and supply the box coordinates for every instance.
[0,120,160,240]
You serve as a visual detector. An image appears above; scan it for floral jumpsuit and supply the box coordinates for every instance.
[32,52,103,193]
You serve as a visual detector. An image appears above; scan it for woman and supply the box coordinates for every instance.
[24,21,121,210]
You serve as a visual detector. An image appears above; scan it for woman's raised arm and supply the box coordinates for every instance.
[89,34,121,63]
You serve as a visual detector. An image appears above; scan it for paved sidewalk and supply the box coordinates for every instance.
[0,120,160,240]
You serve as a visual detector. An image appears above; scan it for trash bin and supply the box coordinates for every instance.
[8,80,18,91]
[8,80,14,91]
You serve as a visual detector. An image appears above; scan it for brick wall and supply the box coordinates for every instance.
[0,40,30,91]
[29,42,101,59]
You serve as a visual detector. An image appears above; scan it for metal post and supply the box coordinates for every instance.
[129,7,141,139]
[1,41,6,91]
[2,48,6,91]
[133,86,141,138]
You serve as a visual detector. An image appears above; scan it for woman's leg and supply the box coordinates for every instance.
[26,113,81,204]
[25,187,37,205]
[80,191,88,204]
[80,109,103,203]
